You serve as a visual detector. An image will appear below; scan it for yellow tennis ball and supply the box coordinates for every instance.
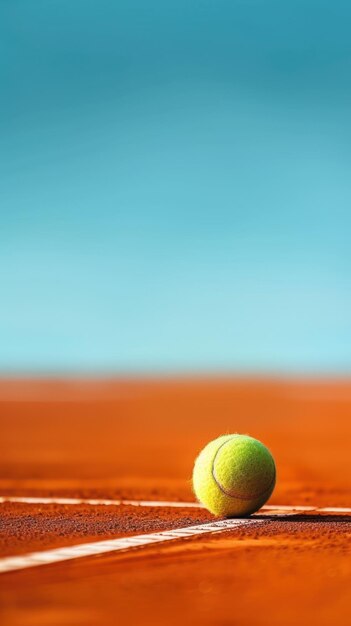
[192,434,276,517]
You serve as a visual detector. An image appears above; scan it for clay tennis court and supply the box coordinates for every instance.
[0,377,350,626]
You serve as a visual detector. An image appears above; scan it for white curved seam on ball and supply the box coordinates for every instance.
[211,437,276,501]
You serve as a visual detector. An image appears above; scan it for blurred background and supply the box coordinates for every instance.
[1,0,351,375]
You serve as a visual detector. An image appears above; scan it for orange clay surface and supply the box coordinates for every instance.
[0,377,350,626]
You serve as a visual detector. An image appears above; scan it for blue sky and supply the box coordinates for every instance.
[1,0,351,373]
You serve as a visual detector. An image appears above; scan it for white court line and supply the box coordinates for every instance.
[0,499,349,575]
[318,507,351,513]
[0,496,201,508]
[263,504,351,514]
[0,518,264,574]
[0,496,350,514]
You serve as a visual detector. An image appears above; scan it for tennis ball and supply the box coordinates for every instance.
[192,434,276,517]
